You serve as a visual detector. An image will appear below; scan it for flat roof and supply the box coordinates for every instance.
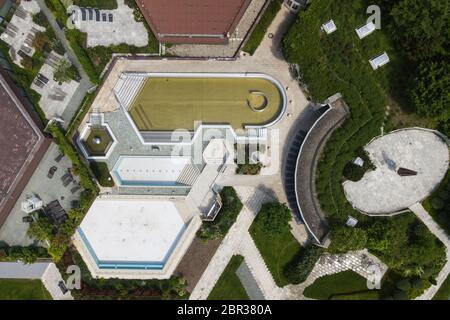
[0,71,50,227]
[135,0,251,44]
[79,198,187,267]
[112,156,191,186]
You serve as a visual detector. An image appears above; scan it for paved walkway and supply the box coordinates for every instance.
[285,250,388,299]
[36,0,93,126]
[189,187,275,300]
[409,203,450,300]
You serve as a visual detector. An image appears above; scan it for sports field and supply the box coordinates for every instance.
[129,77,283,131]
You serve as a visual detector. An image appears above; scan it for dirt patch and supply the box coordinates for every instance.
[175,237,222,293]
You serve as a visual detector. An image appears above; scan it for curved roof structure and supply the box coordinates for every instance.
[294,97,349,245]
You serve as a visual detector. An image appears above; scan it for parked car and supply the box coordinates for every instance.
[47,166,58,179]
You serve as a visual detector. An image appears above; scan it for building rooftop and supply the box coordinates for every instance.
[0,71,50,227]
[135,0,251,44]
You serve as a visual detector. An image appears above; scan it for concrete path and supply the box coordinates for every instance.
[189,187,275,300]
[35,0,93,126]
[409,203,450,300]
[237,232,285,299]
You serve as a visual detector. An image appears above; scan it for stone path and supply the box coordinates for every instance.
[409,203,450,300]
[285,250,388,299]
[236,261,265,300]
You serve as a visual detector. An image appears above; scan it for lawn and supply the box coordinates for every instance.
[433,274,450,300]
[250,215,302,287]
[208,255,249,300]
[303,270,380,300]
[130,76,283,131]
[243,0,282,55]
[0,279,52,300]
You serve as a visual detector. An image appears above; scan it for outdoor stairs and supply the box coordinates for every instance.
[114,73,147,110]
[176,164,201,186]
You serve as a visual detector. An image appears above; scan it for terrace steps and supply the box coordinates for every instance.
[114,73,147,110]
[176,164,201,186]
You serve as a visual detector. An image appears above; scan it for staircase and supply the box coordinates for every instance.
[114,73,147,110]
[176,164,201,186]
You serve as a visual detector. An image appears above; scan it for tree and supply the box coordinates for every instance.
[53,58,77,83]
[409,61,450,118]
[328,227,367,254]
[32,32,49,52]
[27,217,54,242]
[257,202,292,236]
[389,0,449,61]
[48,232,70,262]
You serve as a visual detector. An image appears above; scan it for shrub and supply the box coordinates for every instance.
[328,227,367,254]
[256,202,292,236]
[283,246,323,284]
[431,197,445,210]
[90,161,114,187]
[396,279,412,291]
[27,217,54,242]
[198,187,243,240]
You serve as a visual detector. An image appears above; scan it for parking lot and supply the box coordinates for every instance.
[0,143,82,246]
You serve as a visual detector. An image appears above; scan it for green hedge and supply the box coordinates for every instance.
[44,123,99,262]
[283,245,323,284]
[90,161,115,187]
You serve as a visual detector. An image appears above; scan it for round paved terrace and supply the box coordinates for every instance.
[343,128,449,215]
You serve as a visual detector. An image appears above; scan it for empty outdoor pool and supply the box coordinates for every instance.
[128,73,286,131]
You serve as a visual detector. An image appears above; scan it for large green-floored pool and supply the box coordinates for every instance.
[129,76,284,131]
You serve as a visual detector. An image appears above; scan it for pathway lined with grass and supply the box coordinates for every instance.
[208,255,249,300]
[410,203,450,300]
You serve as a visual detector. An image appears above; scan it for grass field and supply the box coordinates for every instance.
[0,279,52,300]
[433,274,450,300]
[250,217,302,287]
[129,76,283,131]
[208,255,249,300]
[303,270,380,300]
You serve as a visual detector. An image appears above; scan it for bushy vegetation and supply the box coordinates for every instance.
[283,245,323,284]
[343,147,376,182]
[57,247,188,300]
[235,144,263,175]
[72,0,118,10]
[198,187,243,240]
[208,255,249,300]
[282,0,447,288]
[0,245,49,264]
[377,0,450,136]
[89,161,115,187]
[250,202,302,286]
[243,0,282,55]
[423,171,450,233]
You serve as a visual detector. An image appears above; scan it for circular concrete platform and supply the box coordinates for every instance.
[343,128,449,214]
